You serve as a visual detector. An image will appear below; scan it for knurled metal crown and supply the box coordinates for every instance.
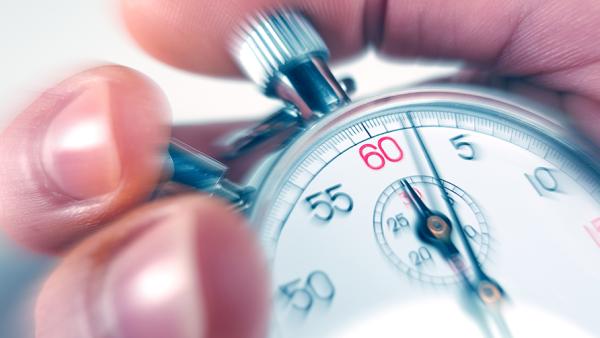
[233,10,329,93]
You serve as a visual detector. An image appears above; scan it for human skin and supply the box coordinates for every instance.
[1,0,600,337]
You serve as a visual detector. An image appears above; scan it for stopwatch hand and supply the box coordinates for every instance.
[400,179,433,218]
[405,113,515,337]
[401,179,465,268]
[402,179,512,337]
[405,113,499,287]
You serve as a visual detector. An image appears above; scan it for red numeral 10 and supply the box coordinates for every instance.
[584,217,600,248]
[359,136,404,170]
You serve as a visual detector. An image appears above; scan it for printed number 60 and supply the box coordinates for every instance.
[359,136,404,170]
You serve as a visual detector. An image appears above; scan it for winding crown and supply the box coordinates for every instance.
[233,10,329,92]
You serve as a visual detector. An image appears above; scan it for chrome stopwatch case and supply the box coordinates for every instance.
[247,84,600,337]
[170,9,600,338]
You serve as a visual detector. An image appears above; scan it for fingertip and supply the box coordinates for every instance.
[119,0,246,75]
[0,65,171,253]
[194,199,270,338]
[119,0,367,76]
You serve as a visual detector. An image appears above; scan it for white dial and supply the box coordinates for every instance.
[250,89,600,337]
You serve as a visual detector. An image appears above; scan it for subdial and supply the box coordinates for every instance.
[373,175,490,285]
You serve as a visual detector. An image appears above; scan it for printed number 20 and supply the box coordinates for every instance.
[359,136,404,170]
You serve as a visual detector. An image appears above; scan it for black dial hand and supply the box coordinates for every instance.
[406,114,503,292]
[401,179,433,217]
[406,114,512,337]
[402,179,496,293]
[402,179,511,336]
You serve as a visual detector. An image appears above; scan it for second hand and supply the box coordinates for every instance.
[406,113,501,290]
[405,113,512,337]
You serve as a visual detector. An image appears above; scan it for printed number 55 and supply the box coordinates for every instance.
[305,184,354,222]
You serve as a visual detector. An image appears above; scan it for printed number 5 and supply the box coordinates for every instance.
[450,134,475,160]
[305,184,354,222]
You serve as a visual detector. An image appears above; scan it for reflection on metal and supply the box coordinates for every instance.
[167,140,254,210]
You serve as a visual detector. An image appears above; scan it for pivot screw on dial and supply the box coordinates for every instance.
[426,215,451,240]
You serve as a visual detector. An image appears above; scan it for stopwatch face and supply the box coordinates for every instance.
[249,87,600,337]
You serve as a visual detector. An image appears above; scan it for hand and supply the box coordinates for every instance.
[2,1,600,338]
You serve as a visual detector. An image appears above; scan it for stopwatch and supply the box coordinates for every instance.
[166,9,600,338]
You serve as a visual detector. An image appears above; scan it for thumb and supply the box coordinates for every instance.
[35,195,269,338]
[0,65,170,253]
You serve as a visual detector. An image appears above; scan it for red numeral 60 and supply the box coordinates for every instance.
[359,136,404,170]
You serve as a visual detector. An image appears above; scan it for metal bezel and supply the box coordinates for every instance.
[248,84,600,254]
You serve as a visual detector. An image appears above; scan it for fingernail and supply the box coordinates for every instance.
[102,218,204,338]
[42,84,121,199]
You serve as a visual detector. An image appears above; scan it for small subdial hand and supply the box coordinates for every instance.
[401,179,468,279]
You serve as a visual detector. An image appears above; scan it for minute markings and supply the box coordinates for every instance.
[264,110,596,253]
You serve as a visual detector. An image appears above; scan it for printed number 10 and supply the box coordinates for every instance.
[359,136,404,170]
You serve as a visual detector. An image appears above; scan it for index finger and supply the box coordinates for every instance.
[121,0,600,142]
[120,0,369,76]
[121,0,600,81]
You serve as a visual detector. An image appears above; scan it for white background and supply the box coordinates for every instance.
[0,1,455,337]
